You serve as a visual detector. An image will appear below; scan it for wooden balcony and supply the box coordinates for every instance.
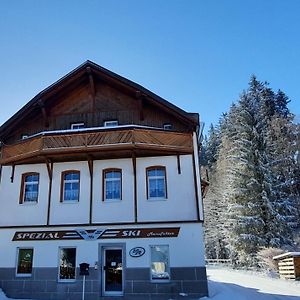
[0,127,193,165]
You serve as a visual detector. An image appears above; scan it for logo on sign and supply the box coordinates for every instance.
[129,247,145,257]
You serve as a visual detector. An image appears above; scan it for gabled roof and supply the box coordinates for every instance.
[0,60,199,139]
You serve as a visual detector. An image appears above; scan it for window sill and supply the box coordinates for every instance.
[20,202,38,206]
[58,279,76,283]
[61,200,79,204]
[103,199,122,203]
[16,273,32,278]
[147,198,168,201]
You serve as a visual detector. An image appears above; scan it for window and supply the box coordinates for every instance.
[59,247,76,281]
[163,123,173,130]
[150,245,170,281]
[19,173,39,204]
[16,248,33,276]
[61,171,80,202]
[104,120,118,127]
[71,122,85,130]
[103,169,122,201]
[146,167,167,199]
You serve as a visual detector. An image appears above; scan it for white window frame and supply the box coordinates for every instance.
[104,120,119,127]
[163,123,172,130]
[61,171,80,203]
[146,166,167,200]
[20,173,39,204]
[16,247,34,277]
[58,247,77,282]
[150,245,170,282]
[71,122,85,130]
[103,169,122,202]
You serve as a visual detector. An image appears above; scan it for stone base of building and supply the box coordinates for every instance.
[0,267,208,300]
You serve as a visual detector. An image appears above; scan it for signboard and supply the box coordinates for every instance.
[129,247,145,257]
[12,227,180,241]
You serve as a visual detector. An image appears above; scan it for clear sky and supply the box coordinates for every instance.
[1,0,300,133]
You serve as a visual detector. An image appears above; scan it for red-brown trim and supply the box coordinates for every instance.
[132,153,137,223]
[60,170,80,202]
[176,154,181,174]
[46,161,53,225]
[10,164,15,183]
[0,219,203,230]
[102,168,122,202]
[146,166,168,199]
[88,158,94,224]
[19,172,40,204]
[192,153,201,221]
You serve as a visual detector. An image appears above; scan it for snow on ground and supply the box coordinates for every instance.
[205,265,300,300]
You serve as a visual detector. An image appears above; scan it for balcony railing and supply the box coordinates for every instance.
[0,127,193,165]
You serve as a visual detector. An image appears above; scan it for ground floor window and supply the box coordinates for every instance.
[59,247,76,281]
[150,245,170,281]
[16,248,33,276]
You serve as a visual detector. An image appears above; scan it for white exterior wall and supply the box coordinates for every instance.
[0,154,201,226]
[137,155,198,222]
[0,223,205,268]
[92,159,135,223]
[50,162,90,225]
[0,164,49,226]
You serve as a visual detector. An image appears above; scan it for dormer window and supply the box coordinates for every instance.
[163,123,172,130]
[104,120,118,127]
[71,123,85,130]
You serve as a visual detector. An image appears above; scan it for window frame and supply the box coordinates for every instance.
[104,120,119,127]
[163,123,173,130]
[16,247,34,277]
[70,122,85,130]
[58,246,77,282]
[150,245,170,282]
[19,172,40,204]
[146,166,168,200]
[60,170,80,203]
[102,168,122,202]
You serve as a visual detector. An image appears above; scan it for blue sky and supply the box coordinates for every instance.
[1,0,300,133]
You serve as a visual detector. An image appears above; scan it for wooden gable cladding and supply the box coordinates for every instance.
[0,127,193,165]
[0,61,199,144]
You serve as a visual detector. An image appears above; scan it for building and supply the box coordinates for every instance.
[0,61,208,300]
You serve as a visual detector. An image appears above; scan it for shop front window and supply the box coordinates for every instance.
[150,245,170,281]
[59,247,76,281]
[16,248,33,276]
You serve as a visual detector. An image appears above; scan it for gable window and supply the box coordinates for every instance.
[59,247,76,281]
[19,173,39,204]
[163,123,173,130]
[71,122,85,130]
[104,120,118,127]
[150,245,170,281]
[146,166,167,199]
[61,171,80,202]
[16,248,34,276]
[103,168,122,201]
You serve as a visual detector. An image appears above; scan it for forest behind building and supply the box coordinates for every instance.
[202,76,300,268]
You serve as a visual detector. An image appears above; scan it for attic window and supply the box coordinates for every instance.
[104,120,118,127]
[71,123,85,130]
[163,123,173,130]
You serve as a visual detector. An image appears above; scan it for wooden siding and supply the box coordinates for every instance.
[277,257,300,280]
[0,128,193,165]
[4,80,190,144]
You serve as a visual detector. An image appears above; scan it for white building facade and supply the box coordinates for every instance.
[0,61,208,300]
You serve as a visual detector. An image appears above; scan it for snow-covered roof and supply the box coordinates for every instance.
[273,252,300,260]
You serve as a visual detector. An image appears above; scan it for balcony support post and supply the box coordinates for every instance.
[87,156,94,225]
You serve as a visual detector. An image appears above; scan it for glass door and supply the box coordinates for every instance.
[103,248,123,296]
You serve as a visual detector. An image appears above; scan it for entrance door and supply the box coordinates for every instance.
[103,248,123,296]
